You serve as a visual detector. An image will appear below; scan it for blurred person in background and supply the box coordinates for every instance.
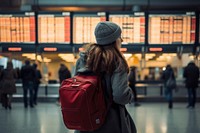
[58,64,71,84]
[183,61,199,109]
[161,65,176,109]
[0,66,3,107]
[0,61,17,109]
[15,67,21,81]
[128,66,140,106]
[33,63,42,105]
[21,60,36,108]
[58,63,71,104]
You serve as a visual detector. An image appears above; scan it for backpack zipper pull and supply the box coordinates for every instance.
[71,78,80,87]
[73,78,77,82]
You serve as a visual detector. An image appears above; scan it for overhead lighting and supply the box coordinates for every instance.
[43,58,51,63]
[145,53,156,60]
[58,54,75,62]
[123,54,132,60]
[156,55,165,61]
[166,56,171,60]
[162,53,176,56]
[22,53,35,58]
[134,54,142,59]
[162,67,166,71]
[146,53,156,57]
[189,55,194,60]
[22,53,51,63]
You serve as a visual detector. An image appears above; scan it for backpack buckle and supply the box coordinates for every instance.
[71,78,80,87]
[96,118,100,124]
[73,78,77,82]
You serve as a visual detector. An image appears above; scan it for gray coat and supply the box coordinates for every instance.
[74,52,136,133]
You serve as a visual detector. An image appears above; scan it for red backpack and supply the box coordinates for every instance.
[59,73,109,131]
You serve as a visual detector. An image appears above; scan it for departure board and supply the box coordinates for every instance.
[38,12,70,44]
[149,12,196,44]
[0,12,35,43]
[109,12,145,44]
[73,12,106,44]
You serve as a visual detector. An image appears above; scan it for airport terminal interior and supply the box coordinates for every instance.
[1,0,200,133]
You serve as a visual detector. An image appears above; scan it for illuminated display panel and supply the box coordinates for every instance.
[73,12,106,44]
[0,12,35,43]
[149,12,196,44]
[38,12,70,44]
[109,12,145,44]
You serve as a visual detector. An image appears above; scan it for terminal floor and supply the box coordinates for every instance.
[0,102,200,133]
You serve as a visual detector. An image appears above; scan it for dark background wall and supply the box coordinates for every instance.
[0,0,200,11]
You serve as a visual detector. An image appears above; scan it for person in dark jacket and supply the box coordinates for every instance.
[74,21,136,133]
[0,66,3,107]
[128,66,140,106]
[21,60,36,108]
[161,64,176,109]
[58,64,71,84]
[0,61,17,109]
[57,63,71,104]
[33,63,42,105]
[183,62,199,108]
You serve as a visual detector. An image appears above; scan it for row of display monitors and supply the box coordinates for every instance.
[0,11,198,45]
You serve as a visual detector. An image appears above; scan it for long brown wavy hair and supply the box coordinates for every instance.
[85,42,129,74]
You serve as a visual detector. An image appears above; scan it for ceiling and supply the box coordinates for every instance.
[1,0,200,11]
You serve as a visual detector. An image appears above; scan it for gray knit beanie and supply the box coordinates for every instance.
[94,21,122,45]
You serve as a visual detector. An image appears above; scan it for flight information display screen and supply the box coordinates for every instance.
[38,12,70,44]
[73,12,106,44]
[148,12,196,44]
[0,12,35,43]
[109,12,145,44]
